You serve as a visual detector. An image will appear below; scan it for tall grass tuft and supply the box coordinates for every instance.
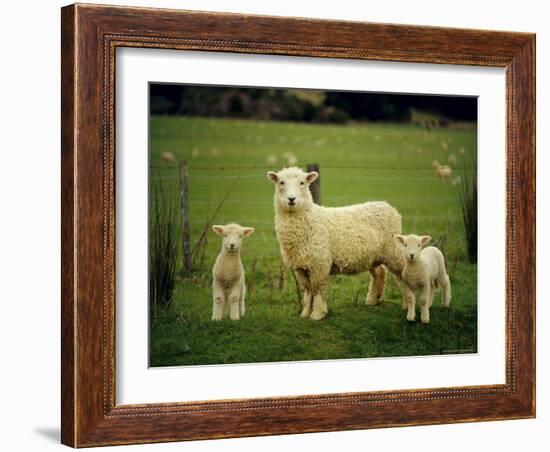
[458,158,477,263]
[149,178,179,314]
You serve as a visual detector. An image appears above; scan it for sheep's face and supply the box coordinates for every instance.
[212,223,255,253]
[267,167,318,212]
[395,234,432,262]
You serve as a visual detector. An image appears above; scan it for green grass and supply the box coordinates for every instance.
[149,116,478,367]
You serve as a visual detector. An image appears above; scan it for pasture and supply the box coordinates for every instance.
[149,116,478,367]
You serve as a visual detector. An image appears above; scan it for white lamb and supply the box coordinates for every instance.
[211,223,255,321]
[267,167,405,320]
[395,234,451,324]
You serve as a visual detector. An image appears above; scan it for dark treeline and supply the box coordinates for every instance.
[150,84,477,124]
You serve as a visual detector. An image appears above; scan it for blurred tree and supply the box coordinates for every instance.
[149,84,477,123]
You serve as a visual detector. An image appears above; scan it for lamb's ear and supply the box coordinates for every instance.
[420,235,432,246]
[394,234,406,245]
[267,171,279,183]
[306,171,319,184]
[242,227,255,237]
[212,225,224,235]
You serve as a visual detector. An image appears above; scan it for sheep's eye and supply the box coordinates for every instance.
[300,181,305,185]
[224,234,228,238]
[280,181,285,185]
[239,235,243,238]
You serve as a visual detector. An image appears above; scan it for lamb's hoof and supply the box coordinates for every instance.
[230,316,240,321]
[309,310,326,321]
[406,312,416,322]
[212,317,222,322]
[420,313,430,324]
[300,308,312,319]
[401,302,408,311]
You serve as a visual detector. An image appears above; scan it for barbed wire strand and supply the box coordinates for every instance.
[149,165,476,171]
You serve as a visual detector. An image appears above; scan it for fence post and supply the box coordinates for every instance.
[179,160,192,274]
[306,163,321,204]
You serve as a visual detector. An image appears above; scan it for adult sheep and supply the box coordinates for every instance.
[267,167,405,320]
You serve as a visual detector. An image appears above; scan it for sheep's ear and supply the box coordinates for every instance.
[242,227,255,237]
[212,225,224,235]
[394,234,406,245]
[306,171,318,184]
[267,171,279,183]
[420,235,432,246]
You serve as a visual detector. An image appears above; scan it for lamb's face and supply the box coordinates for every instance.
[212,223,255,252]
[267,167,318,213]
[395,234,432,262]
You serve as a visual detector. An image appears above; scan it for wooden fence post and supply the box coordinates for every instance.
[179,160,192,273]
[306,163,321,204]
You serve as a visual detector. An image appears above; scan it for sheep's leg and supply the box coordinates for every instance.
[440,274,451,307]
[309,268,329,321]
[384,254,408,311]
[300,292,313,319]
[212,280,225,321]
[295,269,312,319]
[366,265,386,306]
[310,292,328,321]
[405,285,416,322]
[228,285,242,321]
[419,284,431,324]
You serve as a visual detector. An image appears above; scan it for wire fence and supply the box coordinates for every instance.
[152,161,469,272]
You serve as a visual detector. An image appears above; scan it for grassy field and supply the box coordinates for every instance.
[149,116,478,367]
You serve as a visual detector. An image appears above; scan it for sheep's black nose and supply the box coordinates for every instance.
[409,254,414,259]
[230,243,235,249]
[288,197,296,203]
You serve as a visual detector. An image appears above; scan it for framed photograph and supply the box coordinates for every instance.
[61,3,536,447]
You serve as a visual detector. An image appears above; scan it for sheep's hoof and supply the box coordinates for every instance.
[309,311,326,321]
[300,308,312,319]
[401,302,407,311]
[406,312,416,322]
[365,295,380,306]
[420,312,430,324]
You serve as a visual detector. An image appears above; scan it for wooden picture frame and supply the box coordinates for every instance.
[61,3,535,447]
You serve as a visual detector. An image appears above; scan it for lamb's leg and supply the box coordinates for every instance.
[366,265,386,306]
[419,284,431,324]
[405,285,416,322]
[440,274,451,307]
[295,269,312,319]
[212,280,225,321]
[401,280,408,310]
[228,284,242,321]
[429,282,436,307]
[239,279,246,317]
